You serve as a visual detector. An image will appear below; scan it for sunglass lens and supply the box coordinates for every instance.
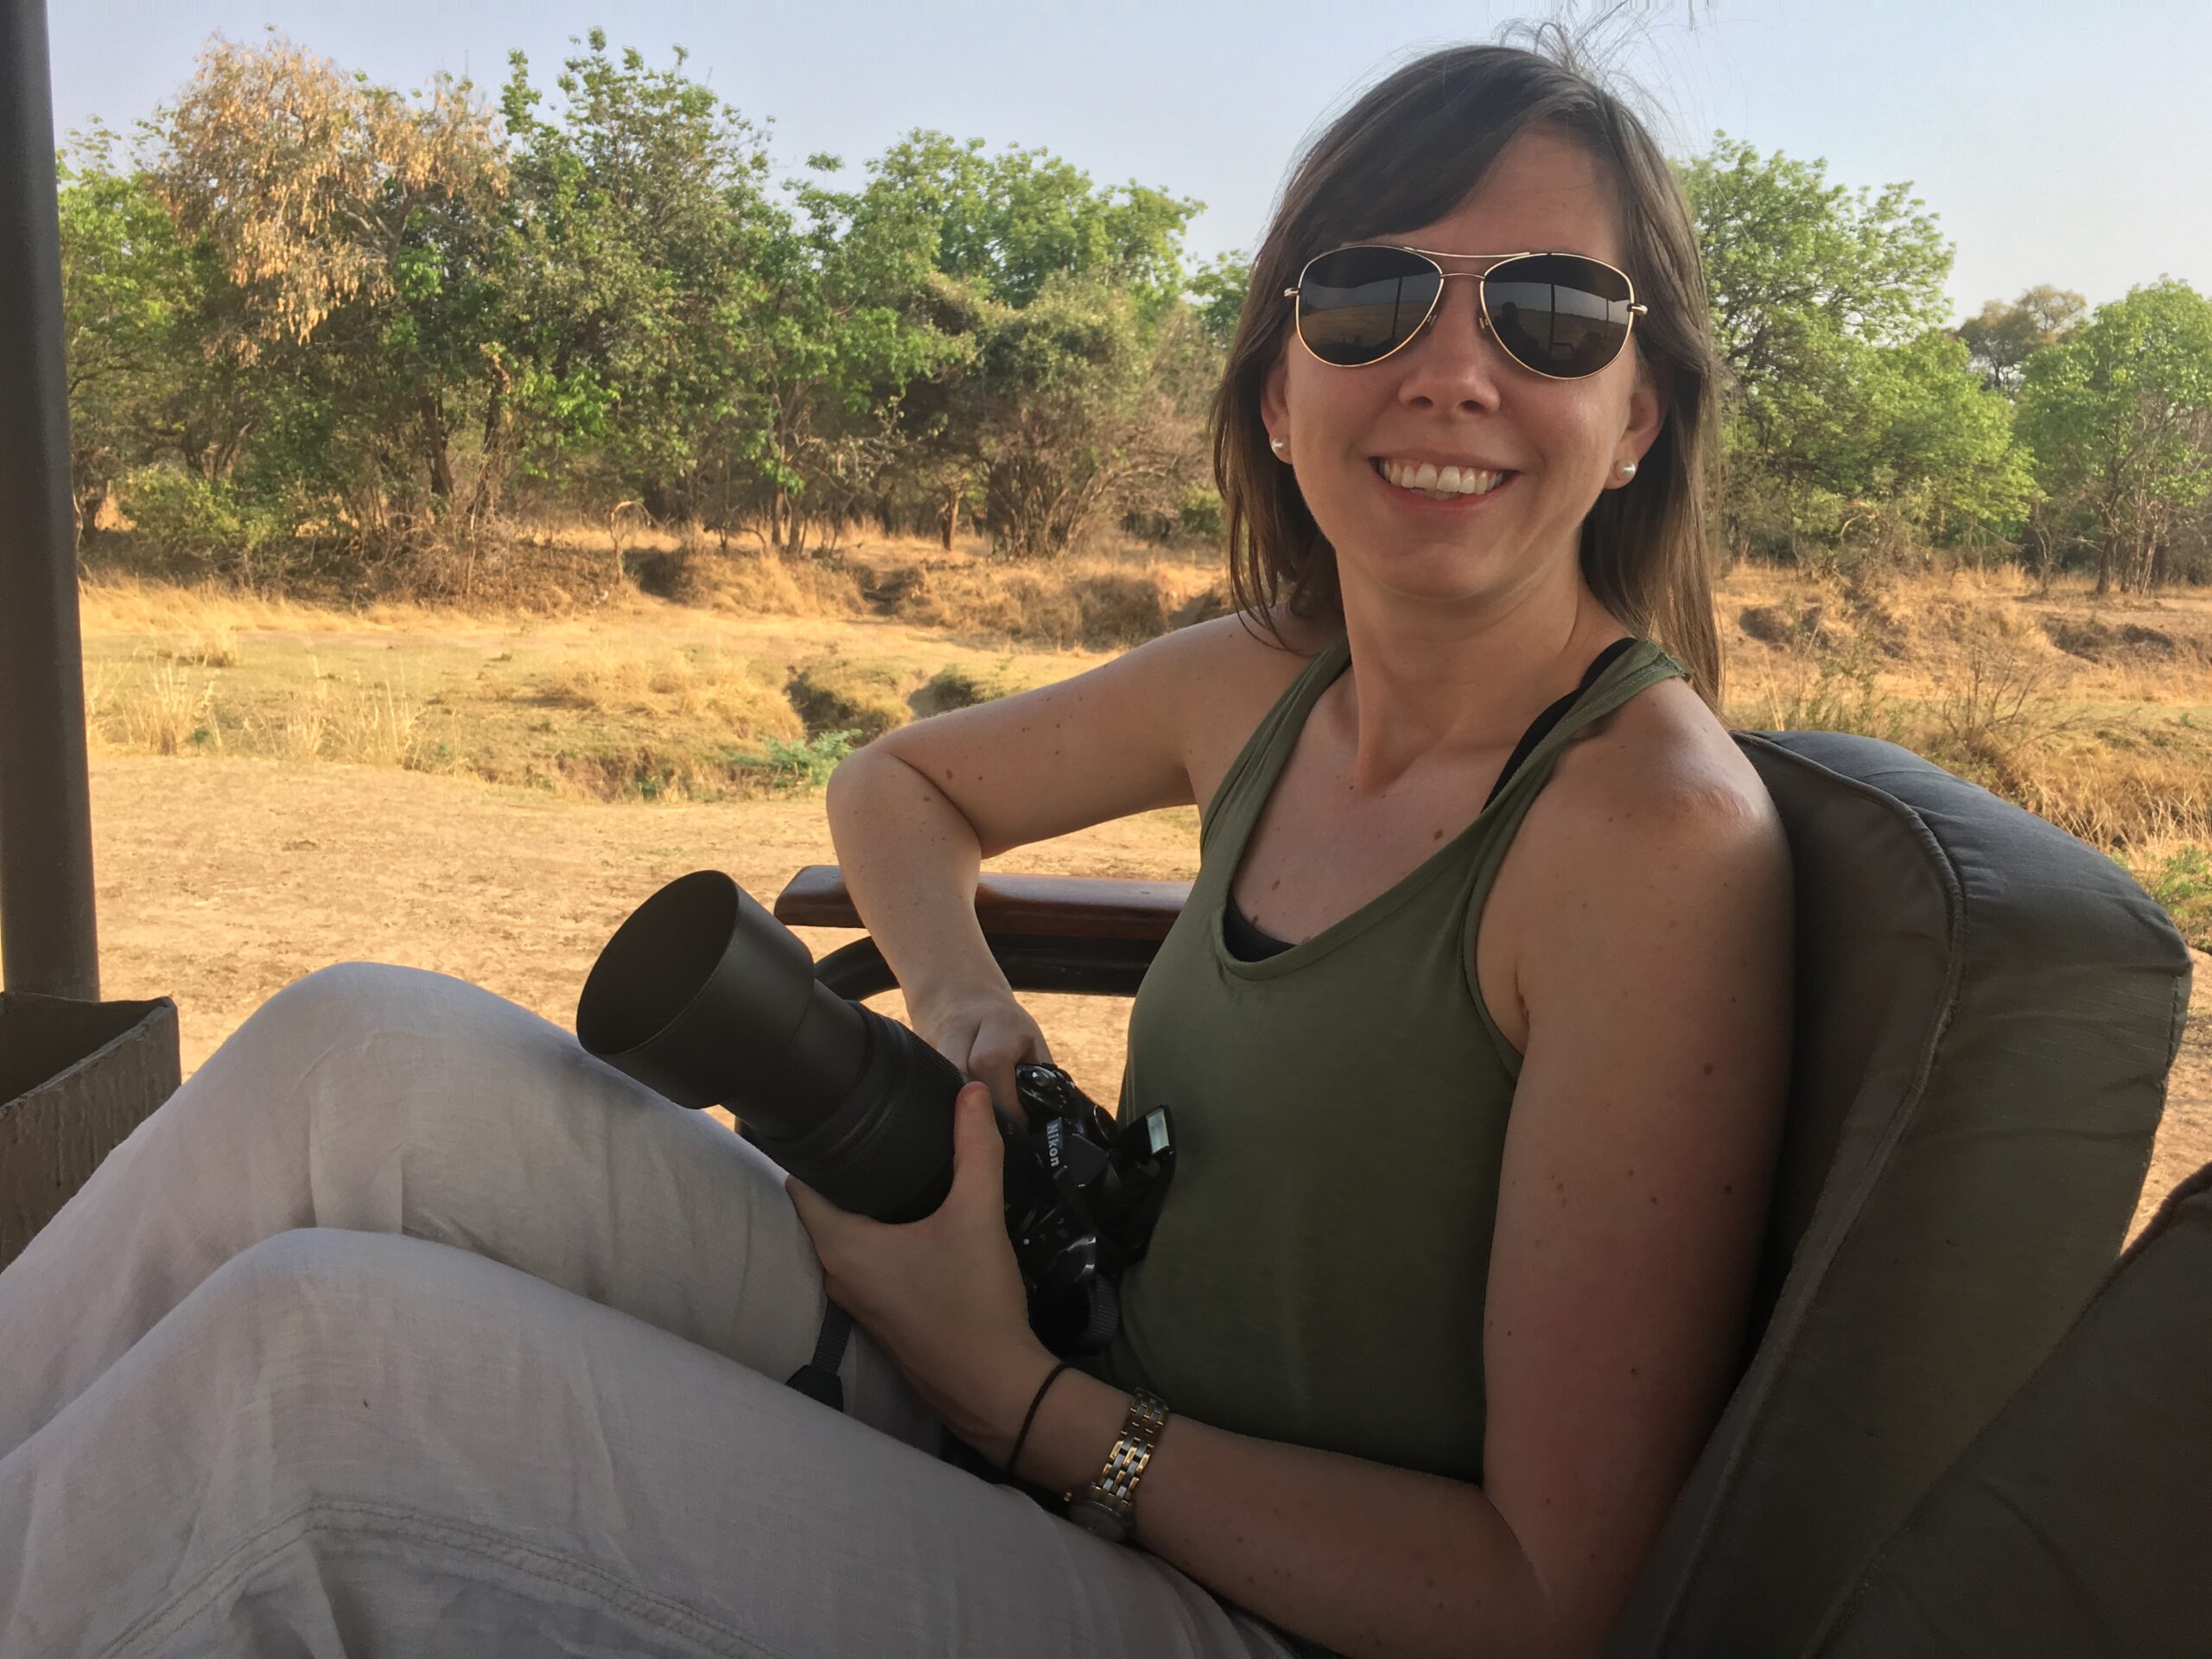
[1296,247,1442,365]
[1483,255,1635,378]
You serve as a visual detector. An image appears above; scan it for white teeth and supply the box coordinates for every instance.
[1377,459,1503,498]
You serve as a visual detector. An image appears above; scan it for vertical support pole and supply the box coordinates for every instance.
[0,0,99,1000]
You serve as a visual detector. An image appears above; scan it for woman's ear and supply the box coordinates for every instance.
[1261,349,1291,453]
[1621,353,1669,471]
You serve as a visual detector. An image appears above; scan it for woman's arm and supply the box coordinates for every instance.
[822,620,1235,1103]
[796,761,1794,1659]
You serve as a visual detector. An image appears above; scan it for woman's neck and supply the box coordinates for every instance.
[1325,566,1624,797]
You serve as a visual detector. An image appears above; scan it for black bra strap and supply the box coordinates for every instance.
[1481,636,1638,810]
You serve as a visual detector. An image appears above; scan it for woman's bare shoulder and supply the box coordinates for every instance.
[1483,673,1789,1047]
[1170,602,1343,807]
[1544,673,1777,842]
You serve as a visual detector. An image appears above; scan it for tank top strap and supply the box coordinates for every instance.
[1482,637,1689,814]
[1197,631,1352,861]
[1456,636,1691,1077]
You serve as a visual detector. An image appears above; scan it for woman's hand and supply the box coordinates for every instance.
[909,988,1053,1117]
[785,1080,1055,1464]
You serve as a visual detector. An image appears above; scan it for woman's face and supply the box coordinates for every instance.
[1262,127,1665,616]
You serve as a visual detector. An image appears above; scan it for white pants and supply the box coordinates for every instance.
[0,963,1294,1658]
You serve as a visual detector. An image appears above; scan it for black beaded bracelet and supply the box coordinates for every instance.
[1005,1359,1075,1480]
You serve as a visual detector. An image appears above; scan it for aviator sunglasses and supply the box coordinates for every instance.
[1283,245,1647,379]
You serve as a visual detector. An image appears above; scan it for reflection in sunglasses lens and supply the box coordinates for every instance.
[1297,248,1442,365]
[1483,255,1633,378]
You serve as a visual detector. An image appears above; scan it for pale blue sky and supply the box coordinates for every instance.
[46,0,2212,325]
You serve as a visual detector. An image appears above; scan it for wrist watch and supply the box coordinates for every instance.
[1063,1388,1172,1544]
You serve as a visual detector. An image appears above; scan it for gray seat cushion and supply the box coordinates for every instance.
[1807,1160,2212,1658]
[1605,732,2192,1658]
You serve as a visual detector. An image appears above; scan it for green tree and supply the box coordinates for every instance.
[496,34,783,525]
[1682,135,2024,554]
[2018,280,2212,593]
[1838,332,2037,540]
[1186,250,1250,350]
[843,130,1198,315]
[55,126,197,537]
[804,132,1205,555]
[970,274,1209,559]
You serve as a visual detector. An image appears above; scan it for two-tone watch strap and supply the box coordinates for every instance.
[1070,1388,1173,1525]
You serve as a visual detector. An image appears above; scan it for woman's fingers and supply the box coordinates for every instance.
[911,995,1063,1119]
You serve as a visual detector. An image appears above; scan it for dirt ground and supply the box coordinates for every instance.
[77,753,2210,1245]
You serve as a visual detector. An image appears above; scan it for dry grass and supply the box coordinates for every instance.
[81,574,426,637]
[75,543,2212,941]
[786,657,920,741]
[531,647,803,739]
[1719,563,2212,933]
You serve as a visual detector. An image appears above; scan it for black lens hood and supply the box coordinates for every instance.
[576,869,863,1135]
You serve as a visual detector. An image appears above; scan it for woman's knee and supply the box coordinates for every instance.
[156,963,573,1219]
[180,1230,501,1473]
[247,961,507,1055]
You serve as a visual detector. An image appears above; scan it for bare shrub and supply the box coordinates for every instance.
[1926,634,2063,765]
[1731,639,1910,746]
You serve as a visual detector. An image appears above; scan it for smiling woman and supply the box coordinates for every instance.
[816,38,1789,1659]
[0,34,1787,1659]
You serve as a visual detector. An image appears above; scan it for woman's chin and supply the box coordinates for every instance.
[1332,525,1571,615]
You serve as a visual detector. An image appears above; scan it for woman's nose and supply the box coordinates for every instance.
[1396,276,1509,410]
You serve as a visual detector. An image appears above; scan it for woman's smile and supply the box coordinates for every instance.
[1368,455,1521,511]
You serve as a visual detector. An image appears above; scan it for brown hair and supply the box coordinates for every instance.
[1214,41,1724,705]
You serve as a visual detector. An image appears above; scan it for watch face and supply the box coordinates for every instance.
[1064,1497,1129,1544]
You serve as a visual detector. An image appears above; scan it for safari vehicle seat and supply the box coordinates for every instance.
[1806,1156,2212,1659]
[773,727,2194,1659]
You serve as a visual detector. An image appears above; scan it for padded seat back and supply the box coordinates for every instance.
[1807,1160,2212,1659]
[1605,731,2192,1658]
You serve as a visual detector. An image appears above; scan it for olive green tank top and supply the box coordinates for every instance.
[1091,631,1690,1484]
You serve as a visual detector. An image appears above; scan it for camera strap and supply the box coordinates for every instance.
[786,1300,855,1412]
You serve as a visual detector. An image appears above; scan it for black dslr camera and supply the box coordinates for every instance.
[575,870,1175,1356]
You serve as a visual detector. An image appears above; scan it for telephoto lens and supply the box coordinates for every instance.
[575,869,969,1223]
[576,870,1177,1354]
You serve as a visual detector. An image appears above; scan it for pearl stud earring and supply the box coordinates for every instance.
[1618,461,1637,478]
[1270,437,1287,456]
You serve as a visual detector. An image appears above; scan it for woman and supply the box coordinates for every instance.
[0,41,1789,1659]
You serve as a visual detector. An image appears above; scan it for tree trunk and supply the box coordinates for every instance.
[467,380,509,522]
[941,487,960,551]
[421,395,454,502]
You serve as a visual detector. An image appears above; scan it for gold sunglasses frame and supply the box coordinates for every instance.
[1281,245,1649,379]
